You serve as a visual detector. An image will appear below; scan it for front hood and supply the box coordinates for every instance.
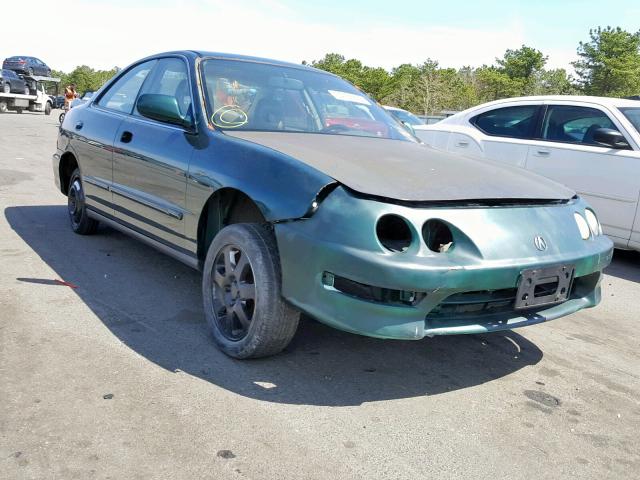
[224,131,575,202]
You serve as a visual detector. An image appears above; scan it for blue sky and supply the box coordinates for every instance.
[3,0,639,72]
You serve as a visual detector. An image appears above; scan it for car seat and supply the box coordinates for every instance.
[252,96,285,130]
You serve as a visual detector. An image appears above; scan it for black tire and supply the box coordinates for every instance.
[45,102,52,115]
[59,112,65,124]
[202,223,299,359]
[27,67,34,76]
[67,169,98,235]
[24,85,30,95]
[16,108,23,114]
[2,83,9,94]
[0,102,7,113]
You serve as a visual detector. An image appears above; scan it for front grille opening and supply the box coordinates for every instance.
[428,288,518,318]
[428,275,589,321]
[422,219,454,253]
[533,277,560,298]
[322,272,425,306]
[376,214,412,252]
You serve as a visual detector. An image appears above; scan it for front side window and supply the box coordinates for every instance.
[97,60,156,114]
[619,107,640,136]
[135,57,193,124]
[471,105,538,139]
[200,59,415,141]
[541,105,619,146]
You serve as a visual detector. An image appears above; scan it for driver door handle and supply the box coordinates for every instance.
[120,131,133,143]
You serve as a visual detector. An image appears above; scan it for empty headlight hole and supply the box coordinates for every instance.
[423,219,454,253]
[376,215,413,252]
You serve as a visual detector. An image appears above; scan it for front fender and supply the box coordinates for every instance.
[185,130,336,241]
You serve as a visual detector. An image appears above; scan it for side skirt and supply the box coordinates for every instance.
[87,208,200,271]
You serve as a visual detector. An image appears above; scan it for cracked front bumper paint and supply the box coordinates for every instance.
[275,187,613,340]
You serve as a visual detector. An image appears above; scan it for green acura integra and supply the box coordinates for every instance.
[53,51,613,358]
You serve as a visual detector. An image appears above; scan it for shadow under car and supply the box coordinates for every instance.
[5,204,544,406]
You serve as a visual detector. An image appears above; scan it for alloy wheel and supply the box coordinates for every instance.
[211,245,256,341]
[68,179,83,227]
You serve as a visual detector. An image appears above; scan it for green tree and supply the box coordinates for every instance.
[536,68,578,95]
[497,46,547,81]
[311,53,391,101]
[573,26,640,96]
[53,65,119,95]
[474,66,523,102]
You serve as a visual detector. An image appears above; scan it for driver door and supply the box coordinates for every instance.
[112,56,195,252]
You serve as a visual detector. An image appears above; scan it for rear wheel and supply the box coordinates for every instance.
[45,102,52,115]
[0,102,7,113]
[15,108,23,114]
[59,112,65,124]
[67,169,98,235]
[202,223,299,359]
[24,85,29,95]
[2,83,9,94]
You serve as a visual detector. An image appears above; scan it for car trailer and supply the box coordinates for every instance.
[0,74,60,114]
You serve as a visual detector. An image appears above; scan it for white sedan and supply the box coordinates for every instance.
[414,96,640,251]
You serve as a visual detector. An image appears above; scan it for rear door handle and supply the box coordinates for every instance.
[535,149,550,156]
[120,131,133,143]
[455,141,469,148]
[75,121,83,130]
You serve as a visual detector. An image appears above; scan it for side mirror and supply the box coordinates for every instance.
[592,128,630,149]
[137,94,191,128]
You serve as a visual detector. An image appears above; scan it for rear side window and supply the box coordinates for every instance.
[471,105,538,139]
[541,105,619,146]
[97,60,156,114]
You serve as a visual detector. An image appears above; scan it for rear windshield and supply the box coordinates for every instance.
[619,107,640,135]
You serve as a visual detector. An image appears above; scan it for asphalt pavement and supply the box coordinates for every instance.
[1,111,639,479]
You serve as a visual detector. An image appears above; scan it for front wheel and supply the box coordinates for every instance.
[67,169,98,235]
[2,83,9,94]
[59,111,65,124]
[45,102,51,115]
[202,223,299,359]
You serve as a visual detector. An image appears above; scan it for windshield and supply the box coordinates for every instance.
[619,107,640,135]
[388,109,424,126]
[200,59,415,141]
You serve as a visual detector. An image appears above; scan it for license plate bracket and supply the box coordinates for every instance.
[515,264,574,310]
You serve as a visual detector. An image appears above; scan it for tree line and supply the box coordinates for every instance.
[49,26,639,115]
[51,65,120,96]
[307,26,640,115]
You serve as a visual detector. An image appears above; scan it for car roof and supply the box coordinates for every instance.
[143,50,327,75]
[472,95,640,110]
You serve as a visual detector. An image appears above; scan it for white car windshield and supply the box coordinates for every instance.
[389,109,425,126]
[620,107,640,135]
[200,59,416,141]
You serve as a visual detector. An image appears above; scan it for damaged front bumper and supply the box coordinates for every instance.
[275,187,613,340]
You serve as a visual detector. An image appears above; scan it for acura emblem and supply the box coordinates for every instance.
[534,235,547,251]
